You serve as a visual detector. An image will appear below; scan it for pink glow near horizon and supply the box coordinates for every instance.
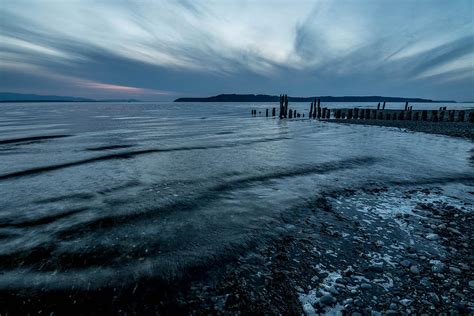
[81,82,173,96]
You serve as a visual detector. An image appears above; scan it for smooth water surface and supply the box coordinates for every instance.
[0,102,472,290]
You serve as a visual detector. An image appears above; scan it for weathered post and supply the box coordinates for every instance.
[289,108,293,119]
[266,108,269,117]
[297,113,301,118]
[335,109,341,119]
[448,110,455,122]
[469,111,474,123]
[439,110,444,121]
[272,107,276,117]
[413,112,419,121]
[322,107,326,119]
[279,95,283,119]
[341,111,346,119]
[372,110,377,119]
[406,110,412,120]
[325,108,330,119]
[348,109,353,119]
[377,111,383,120]
[404,102,408,111]
[294,109,297,118]
[310,102,313,118]
[377,102,380,110]
[317,99,321,119]
[421,110,428,121]
[285,95,289,118]
[398,111,404,120]
[354,108,359,119]
[360,109,365,119]
[386,113,391,120]
[382,101,386,110]
[312,98,316,119]
[431,110,439,122]
[365,109,371,119]
[458,110,465,122]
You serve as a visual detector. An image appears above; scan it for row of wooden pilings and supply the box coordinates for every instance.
[251,98,474,123]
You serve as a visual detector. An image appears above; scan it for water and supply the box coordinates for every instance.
[0,101,472,290]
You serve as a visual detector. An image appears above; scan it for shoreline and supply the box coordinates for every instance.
[328,119,474,140]
[2,181,472,314]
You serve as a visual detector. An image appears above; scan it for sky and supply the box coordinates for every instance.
[0,0,473,101]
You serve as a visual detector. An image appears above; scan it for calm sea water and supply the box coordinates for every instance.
[0,101,472,290]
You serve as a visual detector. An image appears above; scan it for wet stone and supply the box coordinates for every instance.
[319,294,334,306]
[410,265,420,274]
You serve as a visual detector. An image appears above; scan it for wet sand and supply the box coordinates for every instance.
[329,120,474,140]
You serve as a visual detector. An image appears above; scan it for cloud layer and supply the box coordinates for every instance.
[0,0,473,100]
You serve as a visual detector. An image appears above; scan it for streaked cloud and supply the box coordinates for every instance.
[0,0,472,100]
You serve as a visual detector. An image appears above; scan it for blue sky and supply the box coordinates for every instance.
[0,0,473,101]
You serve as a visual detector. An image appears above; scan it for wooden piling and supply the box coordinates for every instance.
[360,109,365,119]
[404,102,408,111]
[377,111,383,120]
[469,111,474,123]
[431,110,439,122]
[421,110,428,121]
[325,108,330,119]
[348,109,353,119]
[322,107,326,119]
[310,102,313,118]
[354,108,359,119]
[458,110,465,122]
[448,110,455,122]
[317,99,321,119]
[377,102,380,110]
[266,109,269,117]
[398,111,404,120]
[272,107,276,117]
[289,108,293,119]
[365,109,370,120]
[413,112,419,121]
[335,109,341,119]
[382,101,386,110]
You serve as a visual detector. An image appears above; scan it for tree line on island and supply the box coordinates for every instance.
[174,94,455,103]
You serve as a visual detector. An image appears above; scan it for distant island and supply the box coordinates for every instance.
[0,92,141,103]
[175,94,456,103]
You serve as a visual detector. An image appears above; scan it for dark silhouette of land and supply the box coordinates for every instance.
[175,94,455,103]
[0,92,140,103]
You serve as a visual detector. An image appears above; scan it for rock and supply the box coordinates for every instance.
[319,294,334,306]
[370,262,384,272]
[351,313,362,316]
[343,298,353,305]
[361,283,372,290]
[420,277,431,287]
[328,286,339,295]
[400,259,411,268]
[429,293,440,304]
[410,265,420,274]
[449,266,462,274]
[389,303,397,310]
[426,233,439,240]
[432,262,446,273]
[400,298,412,306]
[354,298,363,307]
[469,280,474,289]
[386,311,398,316]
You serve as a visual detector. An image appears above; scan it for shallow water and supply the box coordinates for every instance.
[0,101,472,290]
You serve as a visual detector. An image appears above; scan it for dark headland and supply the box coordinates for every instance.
[174,94,455,103]
[0,92,140,103]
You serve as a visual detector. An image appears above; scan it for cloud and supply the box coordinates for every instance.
[0,0,472,100]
